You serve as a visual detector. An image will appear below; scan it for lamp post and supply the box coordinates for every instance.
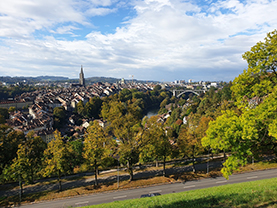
[18,174,22,204]
[115,154,119,189]
[207,148,212,174]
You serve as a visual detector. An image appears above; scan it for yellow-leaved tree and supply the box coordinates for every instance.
[83,120,114,186]
[41,130,72,191]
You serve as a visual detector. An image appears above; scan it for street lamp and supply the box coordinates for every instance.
[117,157,119,189]
[207,148,212,174]
[114,154,120,189]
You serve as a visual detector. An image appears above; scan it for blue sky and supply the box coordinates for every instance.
[0,0,276,82]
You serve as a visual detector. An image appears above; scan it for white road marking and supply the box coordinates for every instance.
[184,185,196,189]
[216,180,227,184]
[75,201,89,205]
[247,176,258,179]
[113,195,127,199]
[149,190,162,193]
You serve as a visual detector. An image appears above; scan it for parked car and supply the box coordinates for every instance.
[140,193,161,198]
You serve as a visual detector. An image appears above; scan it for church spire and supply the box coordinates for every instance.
[79,65,85,87]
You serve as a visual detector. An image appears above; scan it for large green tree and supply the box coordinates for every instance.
[179,115,212,173]
[85,97,103,119]
[101,100,142,181]
[83,120,114,185]
[24,133,47,183]
[53,106,66,129]
[232,30,277,107]
[2,144,31,200]
[0,125,25,175]
[202,30,277,179]
[141,116,172,176]
[41,130,72,191]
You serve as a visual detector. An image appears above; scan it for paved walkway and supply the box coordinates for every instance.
[0,158,224,198]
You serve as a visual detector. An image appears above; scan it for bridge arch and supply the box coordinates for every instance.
[176,90,199,97]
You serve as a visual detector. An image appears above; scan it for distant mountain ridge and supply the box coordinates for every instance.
[0,76,157,84]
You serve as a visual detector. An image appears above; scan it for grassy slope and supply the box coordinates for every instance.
[85,177,277,208]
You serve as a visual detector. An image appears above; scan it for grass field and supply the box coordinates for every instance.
[83,177,277,208]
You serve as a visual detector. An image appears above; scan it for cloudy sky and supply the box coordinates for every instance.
[0,0,276,82]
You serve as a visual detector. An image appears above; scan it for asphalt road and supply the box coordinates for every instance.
[18,168,277,208]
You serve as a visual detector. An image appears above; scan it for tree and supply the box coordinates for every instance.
[0,108,8,124]
[76,100,85,117]
[0,115,5,124]
[153,85,162,92]
[119,89,132,102]
[231,30,277,107]
[202,88,277,179]
[24,134,47,183]
[53,106,66,129]
[69,139,84,168]
[178,114,211,173]
[141,116,172,176]
[83,120,114,185]
[8,106,16,113]
[0,126,25,175]
[85,97,103,119]
[101,100,141,181]
[202,30,277,179]
[41,130,72,191]
[2,144,31,201]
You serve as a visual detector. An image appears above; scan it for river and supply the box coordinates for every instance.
[145,108,159,118]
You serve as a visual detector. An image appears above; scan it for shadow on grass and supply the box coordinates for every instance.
[85,184,103,191]
[255,201,277,208]
[149,192,268,208]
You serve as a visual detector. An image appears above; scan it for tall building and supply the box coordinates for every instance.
[79,65,85,87]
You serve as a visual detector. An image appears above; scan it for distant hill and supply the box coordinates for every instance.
[85,77,158,84]
[86,77,120,83]
[35,76,69,81]
[0,76,158,84]
[0,76,68,84]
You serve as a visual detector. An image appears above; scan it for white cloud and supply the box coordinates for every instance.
[51,25,81,35]
[0,0,277,81]
[89,0,116,7]
[85,7,117,16]
[0,0,86,38]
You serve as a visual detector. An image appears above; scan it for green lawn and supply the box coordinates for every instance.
[84,177,277,208]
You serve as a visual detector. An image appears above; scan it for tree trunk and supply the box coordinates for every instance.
[94,159,98,186]
[156,159,159,167]
[19,175,22,204]
[58,170,62,191]
[192,146,196,173]
[30,166,34,184]
[127,160,133,182]
[192,158,196,173]
[162,156,166,177]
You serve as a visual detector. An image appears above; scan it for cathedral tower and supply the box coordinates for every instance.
[79,65,85,87]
